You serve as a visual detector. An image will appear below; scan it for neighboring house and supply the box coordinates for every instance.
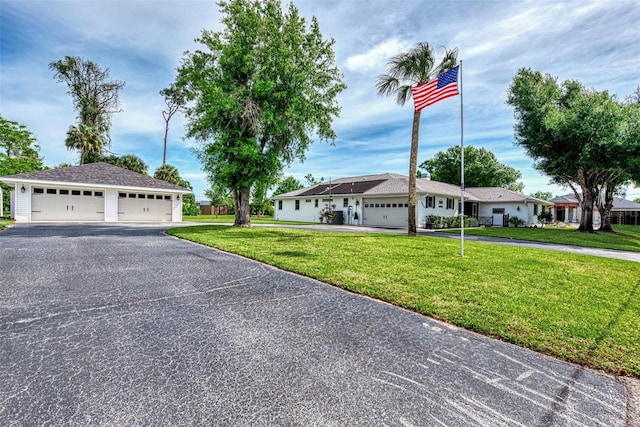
[549,193,640,226]
[0,162,191,223]
[271,172,549,227]
[465,187,553,227]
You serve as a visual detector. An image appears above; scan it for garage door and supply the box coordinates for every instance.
[31,187,105,221]
[117,192,172,221]
[362,198,408,227]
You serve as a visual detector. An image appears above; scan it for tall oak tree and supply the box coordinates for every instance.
[170,0,345,226]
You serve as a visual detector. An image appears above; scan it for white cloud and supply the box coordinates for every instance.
[345,38,411,72]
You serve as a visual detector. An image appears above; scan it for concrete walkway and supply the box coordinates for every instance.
[1,223,637,425]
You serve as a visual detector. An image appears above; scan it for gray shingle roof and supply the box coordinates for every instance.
[271,172,482,201]
[0,162,191,192]
[549,193,640,210]
[465,187,553,205]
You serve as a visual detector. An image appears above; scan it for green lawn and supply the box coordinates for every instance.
[446,224,640,252]
[167,225,640,378]
[0,219,14,230]
[183,214,312,225]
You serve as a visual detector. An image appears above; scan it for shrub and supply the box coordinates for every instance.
[508,216,526,227]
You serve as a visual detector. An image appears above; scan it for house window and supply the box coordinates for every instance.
[278,200,283,210]
[164,195,171,200]
[534,204,539,215]
[119,192,126,198]
[392,203,397,208]
[492,208,505,214]
[60,189,69,195]
[94,191,103,197]
[71,190,81,196]
[295,200,300,210]
[83,190,92,196]
[128,193,136,198]
[33,188,44,194]
[343,198,348,208]
[46,188,57,194]
[427,196,435,208]
[315,199,318,208]
[446,198,454,209]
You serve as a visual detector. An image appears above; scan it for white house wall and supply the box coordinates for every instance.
[105,189,118,222]
[172,196,183,222]
[13,183,31,222]
[275,197,323,222]
[477,202,528,227]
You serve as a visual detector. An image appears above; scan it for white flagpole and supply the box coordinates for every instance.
[459,60,465,257]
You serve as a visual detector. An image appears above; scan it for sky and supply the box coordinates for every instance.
[1,0,639,201]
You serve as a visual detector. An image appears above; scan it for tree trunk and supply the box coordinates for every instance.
[234,186,251,227]
[162,120,169,166]
[407,109,421,236]
[597,182,615,232]
[577,180,595,232]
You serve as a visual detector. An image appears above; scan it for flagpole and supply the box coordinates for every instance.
[459,60,465,257]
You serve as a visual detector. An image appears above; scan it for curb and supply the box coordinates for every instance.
[627,378,640,427]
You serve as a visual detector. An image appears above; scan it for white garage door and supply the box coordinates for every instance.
[363,198,408,227]
[31,187,105,221]
[117,192,173,221]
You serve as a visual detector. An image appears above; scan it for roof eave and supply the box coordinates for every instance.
[0,177,191,194]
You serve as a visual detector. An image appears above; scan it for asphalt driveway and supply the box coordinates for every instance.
[0,223,632,425]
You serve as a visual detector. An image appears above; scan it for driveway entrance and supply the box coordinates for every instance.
[0,224,628,425]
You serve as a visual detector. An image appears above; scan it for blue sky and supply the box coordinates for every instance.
[1,0,639,200]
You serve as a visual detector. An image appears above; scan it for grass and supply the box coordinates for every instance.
[183,214,313,225]
[444,224,640,252]
[0,219,14,230]
[167,225,640,378]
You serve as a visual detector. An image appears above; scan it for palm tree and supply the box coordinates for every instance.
[376,43,458,236]
[154,163,182,185]
[65,124,103,164]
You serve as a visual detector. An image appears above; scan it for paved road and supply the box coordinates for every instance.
[0,223,633,425]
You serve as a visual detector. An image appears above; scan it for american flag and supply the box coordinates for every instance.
[411,65,459,111]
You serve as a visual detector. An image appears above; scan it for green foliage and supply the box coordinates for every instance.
[154,164,182,185]
[507,68,640,232]
[182,193,199,216]
[0,115,46,213]
[171,0,346,227]
[273,176,303,196]
[376,42,458,236]
[153,164,197,216]
[635,197,640,203]
[50,56,125,163]
[537,209,553,224]
[508,216,526,227]
[304,173,324,186]
[425,214,466,228]
[91,154,149,175]
[205,182,234,211]
[420,145,523,190]
[530,191,552,201]
[168,225,640,377]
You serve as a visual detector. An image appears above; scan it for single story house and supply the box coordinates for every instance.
[0,162,191,223]
[465,187,553,227]
[549,193,640,226]
[271,173,551,228]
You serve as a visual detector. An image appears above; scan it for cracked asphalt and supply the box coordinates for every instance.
[0,223,634,425]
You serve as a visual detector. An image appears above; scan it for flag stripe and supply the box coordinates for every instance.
[411,66,459,111]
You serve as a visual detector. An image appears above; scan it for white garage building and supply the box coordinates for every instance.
[0,162,191,223]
